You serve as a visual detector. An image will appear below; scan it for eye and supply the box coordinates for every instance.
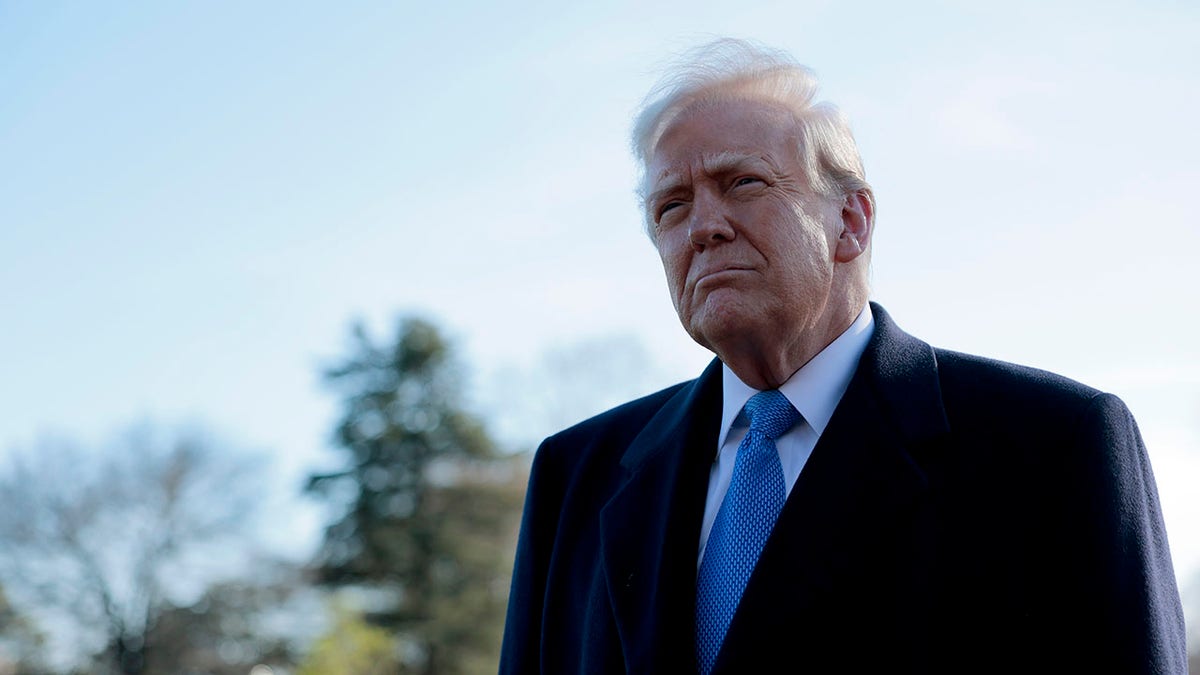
[733,176,763,187]
[656,200,685,222]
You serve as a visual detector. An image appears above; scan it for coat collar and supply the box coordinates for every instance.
[714,302,950,671]
[599,303,950,673]
[858,302,951,449]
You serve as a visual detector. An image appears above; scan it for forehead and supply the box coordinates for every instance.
[648,99,800,181]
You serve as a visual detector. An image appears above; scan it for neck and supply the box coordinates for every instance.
[719,299,863,390]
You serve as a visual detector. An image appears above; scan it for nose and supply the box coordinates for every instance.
[687,193,736,251]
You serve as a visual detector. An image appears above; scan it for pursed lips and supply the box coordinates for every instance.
[691,265,753,288]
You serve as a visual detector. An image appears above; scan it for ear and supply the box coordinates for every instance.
[834,190,874,263]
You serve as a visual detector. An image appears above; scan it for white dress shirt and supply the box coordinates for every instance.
[697,304,875,566]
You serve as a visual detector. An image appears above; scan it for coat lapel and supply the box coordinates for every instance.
[598,304,951,672]
[599,358,722,673]
[714,303,952,671]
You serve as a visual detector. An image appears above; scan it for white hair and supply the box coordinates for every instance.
[631,38,874,238]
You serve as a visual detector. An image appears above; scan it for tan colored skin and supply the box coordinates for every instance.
[647,99,874,390]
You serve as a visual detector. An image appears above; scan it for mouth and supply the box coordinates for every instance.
[694,266,752,287]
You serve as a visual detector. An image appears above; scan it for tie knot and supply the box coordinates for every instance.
[744,390,800,440]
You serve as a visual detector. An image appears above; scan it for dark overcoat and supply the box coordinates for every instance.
[500,304,1186,673]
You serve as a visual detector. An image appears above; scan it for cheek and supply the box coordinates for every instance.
[657,240,690,290]
[784,215,836,263]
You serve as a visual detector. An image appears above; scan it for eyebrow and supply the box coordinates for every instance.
[646,152,772,207]
[703,151,768,175]
[646,176,686,208]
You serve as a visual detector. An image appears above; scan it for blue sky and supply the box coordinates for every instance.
[2,0,1198,636]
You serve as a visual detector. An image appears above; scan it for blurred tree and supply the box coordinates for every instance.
[87,560,307,674]
[0,427,270,674]
[295,604,399,675]
[0,582,49,674]
[307,317,525,674]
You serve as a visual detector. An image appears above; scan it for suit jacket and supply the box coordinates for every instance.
[500,304,1186,673]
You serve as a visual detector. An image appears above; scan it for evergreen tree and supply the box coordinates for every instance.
[308,317,524,674]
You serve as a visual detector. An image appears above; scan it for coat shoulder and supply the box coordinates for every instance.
[924,351,1185,672]
[520,379,697,506]
[932,347,1107,422]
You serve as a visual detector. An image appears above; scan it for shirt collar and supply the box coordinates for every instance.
[717,304,875,452]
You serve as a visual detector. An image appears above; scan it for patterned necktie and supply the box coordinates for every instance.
[695,389,800,675]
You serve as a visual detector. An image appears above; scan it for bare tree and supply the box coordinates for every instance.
[89,559,311,675]
[0,425,266,674]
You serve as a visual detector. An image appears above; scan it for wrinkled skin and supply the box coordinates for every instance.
[646,98,873,389]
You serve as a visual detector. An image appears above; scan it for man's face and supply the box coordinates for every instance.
[647,98,846,358]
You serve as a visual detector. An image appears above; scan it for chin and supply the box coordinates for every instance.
[684,305,751,355]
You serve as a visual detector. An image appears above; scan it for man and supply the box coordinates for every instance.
[500,39,1186,673]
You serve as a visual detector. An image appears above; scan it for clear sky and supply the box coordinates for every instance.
[2,0,1198,635]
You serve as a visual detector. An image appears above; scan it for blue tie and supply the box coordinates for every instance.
[696,389,800,675]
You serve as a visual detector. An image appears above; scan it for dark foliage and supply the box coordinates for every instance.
[307,317,525,674]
